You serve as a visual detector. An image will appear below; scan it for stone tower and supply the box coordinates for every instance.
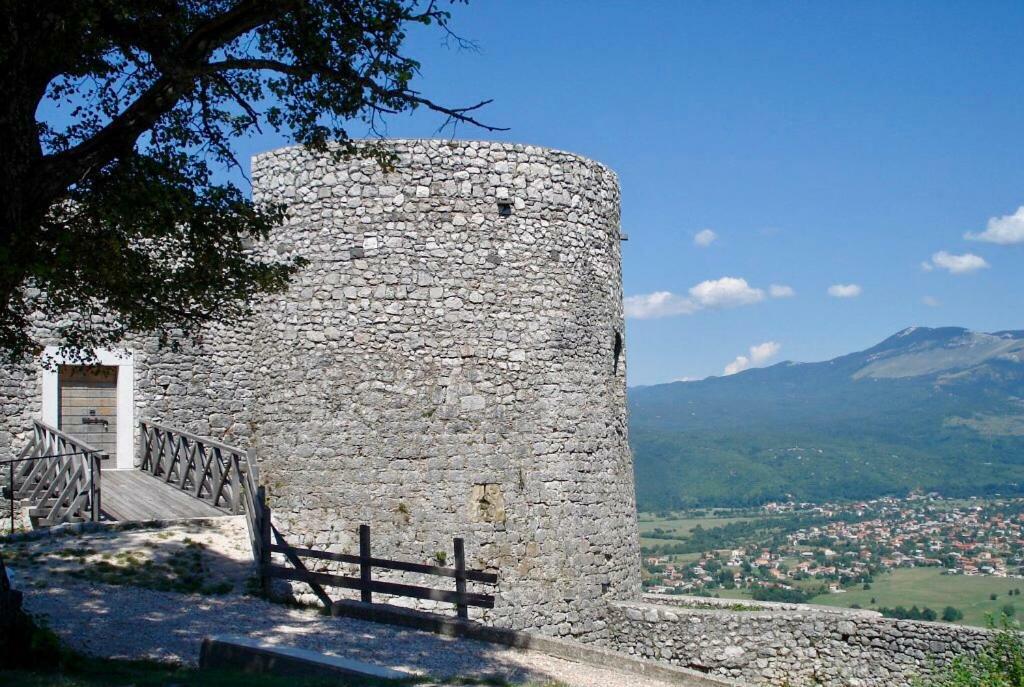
[247,140,641,636]
[0,138,641,636]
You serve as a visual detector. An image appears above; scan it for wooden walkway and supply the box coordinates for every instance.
[101,470,228,521]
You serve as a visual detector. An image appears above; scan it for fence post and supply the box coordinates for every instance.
[258,486,272,597]
[454,537,468,620]
[359,524,372,604]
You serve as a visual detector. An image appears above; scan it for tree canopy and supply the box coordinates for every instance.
[1,0,499,362]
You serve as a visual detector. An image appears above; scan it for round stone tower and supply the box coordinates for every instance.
[248,139,640,636]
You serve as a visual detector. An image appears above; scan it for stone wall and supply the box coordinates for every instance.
[0,328,252,465]
[597,596,992,686]
[0,139,641,638]
[0,357,40,464]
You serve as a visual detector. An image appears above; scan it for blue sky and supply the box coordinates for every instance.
[98,2,1024,385]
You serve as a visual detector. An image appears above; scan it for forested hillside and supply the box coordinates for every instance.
[629,327,1024,509]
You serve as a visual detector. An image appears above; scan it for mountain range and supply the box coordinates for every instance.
[628,327,1024,510]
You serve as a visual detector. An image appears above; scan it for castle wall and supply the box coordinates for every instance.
[1,139,642,637]
[246,140,641,636]
[596,595,992,686]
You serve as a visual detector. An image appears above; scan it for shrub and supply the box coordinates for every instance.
[918,622,1024,687]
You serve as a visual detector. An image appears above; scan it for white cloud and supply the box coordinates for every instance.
[623,291,699,319]
[828,283,862,298]
[965,206,1024,245]
[922,296,940,307]
[624,277,765,320]
[724,341,781,376]
[689,277,765,308]
[723,358,749,376]
[694,229,718,247]
[769,284,795,298]
[750,341,781,362]
[925,251,990,275]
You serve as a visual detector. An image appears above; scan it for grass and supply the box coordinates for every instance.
[810,568,1024,627]
[712,588,756,601]
[65,541,234,595]
[638,513,759,538]
[4,538,236,596]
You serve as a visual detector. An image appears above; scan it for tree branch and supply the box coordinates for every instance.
[35,1,294,196]
[203,58,508,132]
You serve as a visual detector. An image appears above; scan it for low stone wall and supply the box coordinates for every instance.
[598,596,993,687]
[641,593,871,615]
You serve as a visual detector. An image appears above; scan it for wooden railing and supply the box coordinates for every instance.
[13,420,103,525]
[138,419,264,560]
[262,522,498,618]
[138,420,252,515]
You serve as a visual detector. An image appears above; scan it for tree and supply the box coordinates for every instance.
[942,606,964,622]
[1,1,501,362]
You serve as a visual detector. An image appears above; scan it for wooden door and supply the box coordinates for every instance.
[58,365,118,469]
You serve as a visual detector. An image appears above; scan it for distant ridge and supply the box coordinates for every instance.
[629,327,1024,510]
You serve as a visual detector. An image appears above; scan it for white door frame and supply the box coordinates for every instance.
[40,347,135,470]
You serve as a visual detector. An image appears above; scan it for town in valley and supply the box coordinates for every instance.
[641,493,1024,625]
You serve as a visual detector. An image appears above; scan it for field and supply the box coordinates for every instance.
[637,511,758,549]
[810,567,1024,627]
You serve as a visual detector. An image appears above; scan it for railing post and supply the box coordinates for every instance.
[138,421,146,472]
[246,447,260,485]
[359,524,372,604]
[454,537,468,620]
[89,454,96,522]
[258,486,272,597]
[8,461,14,534]
[93,454,103,522]
[230,454,241,515]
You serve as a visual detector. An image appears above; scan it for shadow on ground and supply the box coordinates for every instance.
[4,522,596,686]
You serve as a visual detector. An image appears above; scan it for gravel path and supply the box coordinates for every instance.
[9,520,679,687]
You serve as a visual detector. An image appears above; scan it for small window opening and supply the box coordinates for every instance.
[497,202,512,217]
[613,330,623,374]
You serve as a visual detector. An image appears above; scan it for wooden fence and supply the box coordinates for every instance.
[136,420,497,617]
[12,420,103,525]
[262,520,498,618]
